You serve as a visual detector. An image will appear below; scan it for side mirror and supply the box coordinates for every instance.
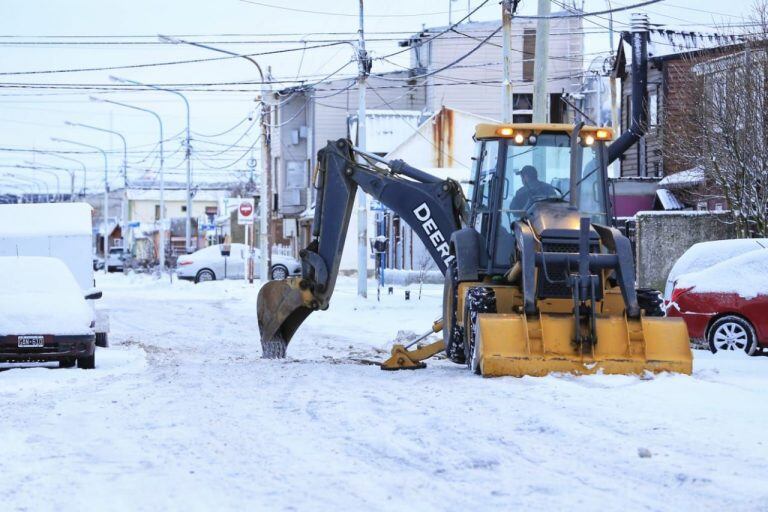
[85,288,103,300]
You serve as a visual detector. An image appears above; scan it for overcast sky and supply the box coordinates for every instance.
[0,0,754,193]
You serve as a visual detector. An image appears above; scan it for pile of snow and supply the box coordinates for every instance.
[676,249,768,299]
[0,202,92,237]
[0,256,93,334]
[664,238,768,299]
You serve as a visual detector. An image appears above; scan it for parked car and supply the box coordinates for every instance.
[106,246,128,272]
[666,249,768,355]
[0,256,98,368]
[175,243,301,283]
[663,238,768,302]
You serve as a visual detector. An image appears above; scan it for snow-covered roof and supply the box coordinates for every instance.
[659,167,706,188]
[0,202,92,238]
[126,189,232,202]
[655,188,684,210]
[646,28,741,60]
[676,248,768,299]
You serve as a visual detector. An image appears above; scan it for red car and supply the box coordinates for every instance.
[666,249,768,355]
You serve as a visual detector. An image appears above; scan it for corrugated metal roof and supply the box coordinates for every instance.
[656,188,684,210]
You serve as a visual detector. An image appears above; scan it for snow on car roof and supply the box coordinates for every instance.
[0,202,92,237]
[676,248,768,299]
[0,256,82,295]
[668,238,768,285]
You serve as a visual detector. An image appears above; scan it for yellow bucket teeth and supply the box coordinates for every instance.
[474,313,692,378]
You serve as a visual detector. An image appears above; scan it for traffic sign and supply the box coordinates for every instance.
[237,199,255,225]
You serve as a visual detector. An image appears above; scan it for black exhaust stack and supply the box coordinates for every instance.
[607,13,649,164]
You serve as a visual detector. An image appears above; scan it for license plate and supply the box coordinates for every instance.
[18,335,44,348]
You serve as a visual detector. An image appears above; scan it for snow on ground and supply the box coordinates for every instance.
[1,273,767,511]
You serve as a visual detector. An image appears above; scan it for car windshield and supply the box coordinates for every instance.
[501,133,605,223]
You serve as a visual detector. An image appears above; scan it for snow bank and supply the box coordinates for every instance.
[676,249,768,299]
[664,238,768,298]
[382,268,443,286]
[0,202,92,237]
[0,256,93,334]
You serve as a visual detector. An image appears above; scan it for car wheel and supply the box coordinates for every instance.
[270,265,289,280]
[95,332,108,348]
[77,354,95,369]
[59,358,76,368]
[195,268,216,284]
[707,315,757,355]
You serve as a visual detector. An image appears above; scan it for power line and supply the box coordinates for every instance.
[237,0,470,18]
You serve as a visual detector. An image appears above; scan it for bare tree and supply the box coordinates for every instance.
[664,3,768,237]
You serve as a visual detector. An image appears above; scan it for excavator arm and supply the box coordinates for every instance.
[258,138,466,357]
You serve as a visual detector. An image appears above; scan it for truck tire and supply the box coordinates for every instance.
[77,354,95,369]
[443,261,465,364]
[463,287,497,374]
[637,288,664,317]
[95,332,108,348]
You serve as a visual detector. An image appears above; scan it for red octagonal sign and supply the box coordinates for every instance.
[239,202,253,217]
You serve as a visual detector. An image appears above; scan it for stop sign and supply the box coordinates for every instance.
[239,202,253,217]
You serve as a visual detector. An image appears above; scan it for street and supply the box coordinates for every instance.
[1,274,766,511]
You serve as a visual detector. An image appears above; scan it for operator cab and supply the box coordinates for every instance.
[469,123,613,272]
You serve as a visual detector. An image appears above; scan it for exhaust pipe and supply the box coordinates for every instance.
[607,12,649,164]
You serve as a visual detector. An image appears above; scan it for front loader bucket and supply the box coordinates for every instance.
[474,313,692,377]
[257,277,314,358]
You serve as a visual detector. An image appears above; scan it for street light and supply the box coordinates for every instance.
[110,74,194,254]
[90,96,167,271]
[0,172,45,201]
[65,121,128,225]
[14,165,61,201]
[37,151,88,197]
[22,161,75,200]
[159,34,272,281]
[51,137,110,273]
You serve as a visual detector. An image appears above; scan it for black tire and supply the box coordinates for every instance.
[463,287,497,374]
[77,354,95,369]
[443,261,465,364]
[270,265,289,281]
[95,332,108,348]
[637,288,664,317]
[59,358,76,368]
[195,268,216,284]
[707,315,757,355]
[262,336,287,359]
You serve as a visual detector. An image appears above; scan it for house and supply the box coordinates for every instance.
[613,28,741,179]
[609,25,743,217]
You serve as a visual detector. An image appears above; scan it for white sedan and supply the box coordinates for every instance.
[176,243,302,283]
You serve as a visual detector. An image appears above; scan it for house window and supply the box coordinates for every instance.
[154,204,160,220]
[649,88,658,126]
[697,201,708,211]
[181,205,187,213]
[522,29,536,82]
[513,93,533,123]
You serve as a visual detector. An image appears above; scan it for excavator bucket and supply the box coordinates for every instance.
[257,277,314,358]
[473,313,692,377]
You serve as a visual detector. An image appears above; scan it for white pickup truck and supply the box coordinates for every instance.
[0,203,110,347]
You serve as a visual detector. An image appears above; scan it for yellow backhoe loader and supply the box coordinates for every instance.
[256,22,692,377]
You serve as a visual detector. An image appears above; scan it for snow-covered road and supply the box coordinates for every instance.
[1,273,766,511]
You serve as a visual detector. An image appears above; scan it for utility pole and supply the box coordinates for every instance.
[501,0,515,122]
[533,0,551,123]
[356,0,369,298]
[262,67,273,284]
